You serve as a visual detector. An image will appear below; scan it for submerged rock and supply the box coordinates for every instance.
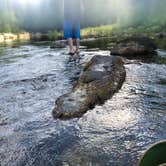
[111,37,157,56]
[52,55,126,119]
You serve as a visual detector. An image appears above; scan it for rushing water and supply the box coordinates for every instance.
[0,42,166,166]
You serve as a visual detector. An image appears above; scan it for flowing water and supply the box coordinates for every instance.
[0,41,166,166]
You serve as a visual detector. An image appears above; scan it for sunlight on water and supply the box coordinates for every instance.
[80,104,139,131]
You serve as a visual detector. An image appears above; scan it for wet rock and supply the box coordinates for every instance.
[0,34,4,43]
[18,33,30,40]
[50,40,66,48]
[80,70,105,83]
[31,33,49,41]
[111,37,157,56]
[0,33,30,43]
[156,32,166,39]
[52,55,126,119]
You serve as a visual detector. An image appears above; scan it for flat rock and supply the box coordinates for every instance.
[52,55,126,119]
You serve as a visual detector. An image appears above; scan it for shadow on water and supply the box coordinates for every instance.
[0,41,166,166]
[18,123,80,166]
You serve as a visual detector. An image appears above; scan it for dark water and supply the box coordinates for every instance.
[0,42,166,166]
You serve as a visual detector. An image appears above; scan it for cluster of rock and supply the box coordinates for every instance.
[52,55,126,119]
[0,33,30,43]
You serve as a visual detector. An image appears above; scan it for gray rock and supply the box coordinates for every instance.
[156,32,166,39]
[52,55,126,119]
[50,40,66,48]
[80,71,105,83]
[111,37,157,56]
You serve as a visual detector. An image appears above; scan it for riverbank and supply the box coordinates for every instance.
[30,24,166,50]
[1,24,165,50]
[0,32,30,44]
[81,24,166,49]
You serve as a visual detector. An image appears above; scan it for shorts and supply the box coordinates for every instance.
[63,20,80,39]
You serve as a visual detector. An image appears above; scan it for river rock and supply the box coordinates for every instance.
[18,33,30,40]
[3,33,18,42]
[0,34,4,43]
[156,32,166,39]
[0,33,30,43]
[30,33,49,41]
[52,55,126,119]
[50,40,66,48]
[111,37,157,56]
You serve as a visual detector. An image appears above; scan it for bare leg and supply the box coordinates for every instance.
[67,38,75,54]
[75,38,80,54]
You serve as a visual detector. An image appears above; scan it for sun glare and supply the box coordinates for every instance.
[18,0,40,5]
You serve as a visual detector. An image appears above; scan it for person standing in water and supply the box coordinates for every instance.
[64,0,83,55]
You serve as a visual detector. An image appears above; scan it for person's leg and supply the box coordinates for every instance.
[67,38,75,54]
[73,21,80,54]
[64,20,75,55]
[75,38,80,54]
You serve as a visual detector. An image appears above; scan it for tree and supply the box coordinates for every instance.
[0,0,20,33]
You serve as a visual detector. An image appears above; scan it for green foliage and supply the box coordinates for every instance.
[1,0,166,34]
[0,10,20,33]
[153,56,166,64]
[48,30,61,40]
[158,79,166,85]
[155,38,166,49]
[81,24,115,38]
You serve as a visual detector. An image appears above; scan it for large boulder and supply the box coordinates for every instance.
[52,55,126,119]
[111,37,157,56]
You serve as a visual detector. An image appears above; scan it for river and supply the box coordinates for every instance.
[0,41,166,166]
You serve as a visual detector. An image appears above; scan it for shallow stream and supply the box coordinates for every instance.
[0,41,166,166]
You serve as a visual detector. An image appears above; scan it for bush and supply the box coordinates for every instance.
[81,24,115,38]
[48,30,60,40]
[0,11,20,33]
